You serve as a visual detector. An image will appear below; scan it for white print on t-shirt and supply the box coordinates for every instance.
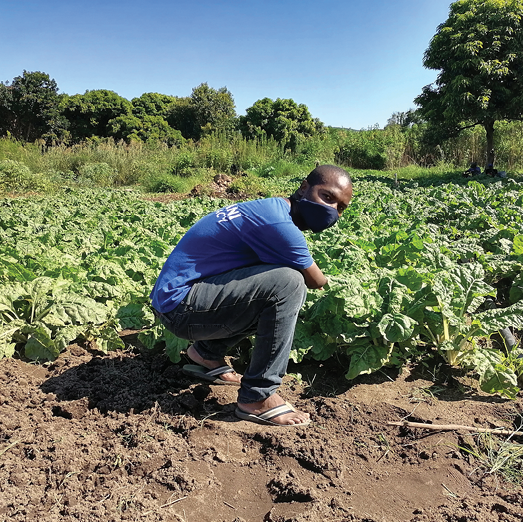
[216,204,241,223]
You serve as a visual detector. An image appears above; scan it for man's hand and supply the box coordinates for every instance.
[300,262,328,289]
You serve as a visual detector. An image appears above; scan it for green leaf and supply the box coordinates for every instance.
[92,326,125,353]
[164,330,187,363]
[137,324,186,363]
[471,348,519,399]
[317,313,360,340]
[449,264,495,314]
[468,301,523,337]
[509,273,523,304]
[351,238,376,252]
[0,339,16,359]
[433,264,495,322]
[406,286,438,324]
[396,267,426,291]
[377,313,417,343]
[138,324,164,351]
[54,325,84,352]
[291,320,315,363]
[43,294,109,326]
[309,332,338,361]
[0,260,37,282]
[308,292,345,320]
[512,235,523,256]
[116,303,155,330]
[420,245,454,270]
[345,340,390,380]
[24,326,60,361]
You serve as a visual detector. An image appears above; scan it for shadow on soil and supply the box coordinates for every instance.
[39,338,514,431]
[40,347,241,421]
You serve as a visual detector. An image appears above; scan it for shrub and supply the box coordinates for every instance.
[201,147,233,172]
[336,127,405,170]
[0,159,33,193]
[295,135,336,165]
[77,162,117,186]
[144,168,213,194]
[0,159,31,184]
[145,173,187,193]
[172,152,196,176]
[255,160,305,179]
[227,175,268,197]
[0,159,53,194]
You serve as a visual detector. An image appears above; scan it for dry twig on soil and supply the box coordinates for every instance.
[388,420,517,436]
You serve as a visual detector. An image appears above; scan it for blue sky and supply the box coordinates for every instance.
[3,0,452,129]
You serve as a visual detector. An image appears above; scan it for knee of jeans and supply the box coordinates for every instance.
[278,267,307,298]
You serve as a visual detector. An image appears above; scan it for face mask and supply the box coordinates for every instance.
[296,198,339,233]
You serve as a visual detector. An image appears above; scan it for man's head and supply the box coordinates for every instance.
[290,165,352,232]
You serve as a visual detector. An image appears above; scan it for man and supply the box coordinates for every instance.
[463,162,481,177]
[150,164,353,427]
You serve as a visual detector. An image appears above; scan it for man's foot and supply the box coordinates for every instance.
[186,344,241,384]
[236,394,310,426]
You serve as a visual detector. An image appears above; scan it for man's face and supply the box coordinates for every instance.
[298,173,353,217]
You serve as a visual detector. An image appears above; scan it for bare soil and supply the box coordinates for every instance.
[1,332,522,522]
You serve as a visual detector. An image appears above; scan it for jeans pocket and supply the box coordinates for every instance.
[188,323,233,341]
[158,304,187,334]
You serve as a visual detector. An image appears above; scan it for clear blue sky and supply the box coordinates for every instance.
[3,0,452,129]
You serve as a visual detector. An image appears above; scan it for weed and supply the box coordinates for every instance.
[198,411,219,429]
[459,430,523,484]
[409,384,446,403]
[375,432,393,462]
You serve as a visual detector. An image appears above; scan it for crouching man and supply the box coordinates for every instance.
[150,165,353,427]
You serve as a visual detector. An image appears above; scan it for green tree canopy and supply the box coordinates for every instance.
[385,110,420,129]
[239,97,324,151]
[190,83,236,140]
[165,96,195,139]
[109,113,184,146]
[121,93,185,145]
[163,83,236,141]
[131,92,178,119]
[61,89,133,142]
[0,70,67,143]
[415,0,523,166]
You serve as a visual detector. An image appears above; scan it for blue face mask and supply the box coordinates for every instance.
[296,198,339,233]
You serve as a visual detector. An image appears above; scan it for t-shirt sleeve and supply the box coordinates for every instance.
[241,221,314,269]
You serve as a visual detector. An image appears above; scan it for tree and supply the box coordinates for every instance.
[239,97,324,151]
[415,0,523,167]
[165,96,196,139]
[189,83,236,140]
[160,84,236,141]
[0,71,67,143]
[61,90,133,142]
[385,110,420,129]
[131,92,178,119]
[108,114,184,146]
[115,93,185,145]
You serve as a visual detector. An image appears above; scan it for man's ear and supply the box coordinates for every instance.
[298,179,309,196]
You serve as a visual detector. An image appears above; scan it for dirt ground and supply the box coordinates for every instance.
[1,333,522,522]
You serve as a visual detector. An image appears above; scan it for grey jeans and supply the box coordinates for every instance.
[157,264,307,403]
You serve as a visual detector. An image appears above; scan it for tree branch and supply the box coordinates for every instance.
[456,121,482,133]
[387,420,519,436]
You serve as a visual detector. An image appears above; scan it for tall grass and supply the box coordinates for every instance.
[1,119,523,196]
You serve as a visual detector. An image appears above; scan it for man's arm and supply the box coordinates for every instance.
[300,262,328,289]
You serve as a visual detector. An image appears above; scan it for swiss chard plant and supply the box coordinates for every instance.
[1,179,523,399]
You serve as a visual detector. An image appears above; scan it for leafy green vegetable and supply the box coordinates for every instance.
[1,180,523,398]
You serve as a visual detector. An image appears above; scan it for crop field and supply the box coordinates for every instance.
[1,174,523,521]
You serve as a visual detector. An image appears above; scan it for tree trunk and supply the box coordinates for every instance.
[484,119,495,168]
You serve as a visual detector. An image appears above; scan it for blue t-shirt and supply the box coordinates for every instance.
[150,197,314,313]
